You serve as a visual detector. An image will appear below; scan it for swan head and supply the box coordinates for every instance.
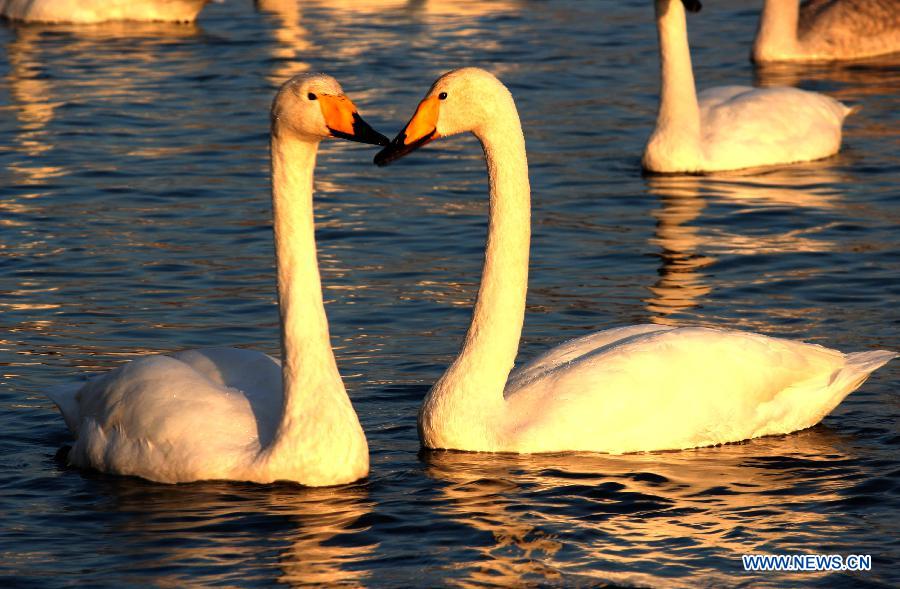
[271,73,388,146]
[374,67,515,166]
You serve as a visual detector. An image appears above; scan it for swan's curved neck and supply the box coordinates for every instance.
[422,99,530,447]
[754,0,800,59]
[648,0,701,161]
[266,127,344,452]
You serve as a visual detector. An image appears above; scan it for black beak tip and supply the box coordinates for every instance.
[373,134,407,167]
[361,129,389,147]
[337,112,391,147]
[682,0,702,13]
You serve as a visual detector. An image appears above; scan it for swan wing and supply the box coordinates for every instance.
[505,324,674,395]
[168,347,284,435]
[504,327,895,453]
[49,349,282,482]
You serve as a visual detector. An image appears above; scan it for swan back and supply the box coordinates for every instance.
[696,85,851,171]
[53,353,269,482]
[503,328,895,454]
[0,0,210,23]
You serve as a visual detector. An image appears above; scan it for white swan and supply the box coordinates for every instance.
[0,0,209,23]
[47,73,388,485]
[374,67,896,454]
[642,0,853,174]
[753,0,900,63]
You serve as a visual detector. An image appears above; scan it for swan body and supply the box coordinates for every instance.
[375,67,896,454]
[0,0,209,23]
[753,0,900,63]
[643,0,852,174]
[48,74,388,485]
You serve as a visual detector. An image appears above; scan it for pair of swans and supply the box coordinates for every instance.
[0,0,209,23]
[49,68,895,486]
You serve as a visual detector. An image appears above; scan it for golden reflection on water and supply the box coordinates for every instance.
[424,452,564,588]
[257,0,523,80]
[645,177,714,325]
[4,25,63,184]
[256,0,313,84]
[424,428,855,587]
[753,54,900,99]
[643,166,844,327]
[2,20,202,185]
[106,481,375,587]
[301,0,521,17]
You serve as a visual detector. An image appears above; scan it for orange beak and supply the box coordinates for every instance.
[318,94,388,146]
[374,95,442,166]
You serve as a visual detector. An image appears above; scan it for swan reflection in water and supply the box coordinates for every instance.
[2,20,207,366]
[255,0,313,83]
[255,0,522,86]
[643,164,847,328]
[423,426,859,587]
[3,19,203,185]
[103,479,375,587]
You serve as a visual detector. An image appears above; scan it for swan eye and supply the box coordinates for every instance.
[308,92,317,101]
[438,92,448,100]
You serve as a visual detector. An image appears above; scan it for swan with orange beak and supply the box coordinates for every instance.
[273,76,388,147]
[371,67,895,456]
[46,73,389,487]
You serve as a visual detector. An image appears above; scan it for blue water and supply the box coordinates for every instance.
[1,1,898,587]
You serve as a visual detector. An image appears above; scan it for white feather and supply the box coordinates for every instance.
[0,0,209,23]
[642,0,852,173]
[397,68,896,454]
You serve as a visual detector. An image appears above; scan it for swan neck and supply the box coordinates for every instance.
[467,120,530,381]
[425,100,530,446]
[754,0,800,60]
[269,129,343,433]
[653,0,701,146]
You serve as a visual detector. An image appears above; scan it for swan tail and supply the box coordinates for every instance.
[818,349,897,412]
[45,383,81,434]
[842,103,861,119]
[838,350,896,385]
[755,349,895,439]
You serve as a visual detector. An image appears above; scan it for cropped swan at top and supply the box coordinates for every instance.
[753,0,900,63]
[46,73,388,486]
[374,67,896,454]
[642,0,852,174]
[0,0,210,23]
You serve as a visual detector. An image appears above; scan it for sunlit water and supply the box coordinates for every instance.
[1,1,898,587]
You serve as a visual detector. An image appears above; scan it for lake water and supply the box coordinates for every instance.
[1,1,898,587]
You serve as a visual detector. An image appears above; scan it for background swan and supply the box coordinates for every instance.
[375,67,895,454]
[643,0,852,173]
[0,0,210,23]
[753,0,900,63]
[47,73,388,485]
